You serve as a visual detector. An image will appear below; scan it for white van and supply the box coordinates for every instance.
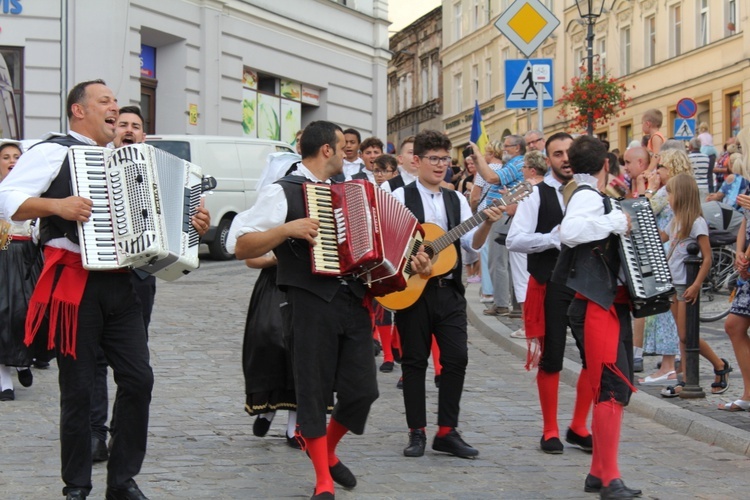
[146,135,295,260]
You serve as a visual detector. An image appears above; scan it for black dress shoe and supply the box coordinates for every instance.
[66,489,87,500]
[403,428,426,457]
[434,375,441,388]
[586,475,642,496]
[432,429,479,458]
[0,389,14,401]
[286,434,302,449]
[599,478,643,498]
[379,361,394,373]
[540,436,564,454]
[33,359,50,369]
[396,376,403,390]
[17,367,33,387]
[92,437,109,462]
[105,479,149,500]
[565,428,593,452]
[252,415,272,437]
[310,490,334,500]
[329,460,356,489]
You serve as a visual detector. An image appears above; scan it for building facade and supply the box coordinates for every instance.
[387,6,442,150]
[0,0,390,142]
[440,0,748,153]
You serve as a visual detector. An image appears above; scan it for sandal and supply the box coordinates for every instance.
[661,381,685,398]
[718,399,750,412]
[711,358,733,395]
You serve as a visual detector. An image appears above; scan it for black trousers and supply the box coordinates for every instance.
[538,281,583,373]
[91,273,155,441]
[58,272,153,495]
[395,282,468,429]
[286,285,378,438]
[568,298,634,405]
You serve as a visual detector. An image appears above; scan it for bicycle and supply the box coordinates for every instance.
[699,230,739,322]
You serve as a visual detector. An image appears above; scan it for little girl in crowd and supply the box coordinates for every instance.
[660,174,732,397]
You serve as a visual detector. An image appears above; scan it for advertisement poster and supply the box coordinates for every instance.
[243,68,258,90]
[258,93,281,141]
[301,85,320,106]
[280,99,301,146]
[280,80,301,101]
[241,88,257,137]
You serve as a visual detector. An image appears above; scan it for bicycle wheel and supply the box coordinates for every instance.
[699,247,737,322]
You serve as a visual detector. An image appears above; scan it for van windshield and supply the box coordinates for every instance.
[146,141,191,162]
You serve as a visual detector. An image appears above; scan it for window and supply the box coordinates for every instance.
[486,0,492,22]
[454,2,463,41]
[471,64,479,103]
[405,73,413,109]
[597,38,607,76]
[620,26,631,75]
[645,15,656,66]
[421,59,429,103]
[620,122,633,150]
[575,47,585,77]
[454,73,463,113]
[397,76,405,113]
[485,58,492,100]
[670,4,682,57]
[725,89,742,138]
[431,58,440,100]
[698,0,709,47]
[726,0,738,36]
[0,46,23,139]
[472,0,479,30]
[389,76,397,115]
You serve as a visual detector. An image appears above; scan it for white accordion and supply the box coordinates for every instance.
[68,144,203,280]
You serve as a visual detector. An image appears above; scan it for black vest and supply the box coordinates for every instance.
[33,135,90,246]
[387,175,405,191]
[551,185,621,309]
[351,171,369,181]
[274,176,366,302]
[403,183,464,295]
[527,182,564,284]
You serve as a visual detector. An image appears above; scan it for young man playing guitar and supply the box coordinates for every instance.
[390,129,505,459]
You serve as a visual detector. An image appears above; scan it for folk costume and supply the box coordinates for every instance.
[0,132,153,497]
[506,176,593,453]
[553,175,638,495]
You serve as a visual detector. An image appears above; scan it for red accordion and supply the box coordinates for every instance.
[303,180,424,295]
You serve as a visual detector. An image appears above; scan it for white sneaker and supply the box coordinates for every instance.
[479,295,494,303]
[510,328,526,339]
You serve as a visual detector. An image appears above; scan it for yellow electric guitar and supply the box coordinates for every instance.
[376,182,534,311]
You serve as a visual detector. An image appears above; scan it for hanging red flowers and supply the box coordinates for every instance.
[557,72,633,132]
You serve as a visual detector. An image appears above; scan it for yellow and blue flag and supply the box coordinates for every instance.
[470,101,489,152]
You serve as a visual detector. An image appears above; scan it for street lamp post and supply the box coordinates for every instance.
[575,0,614,136]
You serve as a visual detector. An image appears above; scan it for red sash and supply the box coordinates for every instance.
[24,247,89,359]
[523,276,546,370]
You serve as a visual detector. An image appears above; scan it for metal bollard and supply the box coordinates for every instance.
[680,242,706,399]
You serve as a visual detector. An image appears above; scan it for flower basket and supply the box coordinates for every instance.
[557,72,632,132]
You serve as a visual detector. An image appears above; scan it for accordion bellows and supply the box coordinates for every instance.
[68,144,202,280]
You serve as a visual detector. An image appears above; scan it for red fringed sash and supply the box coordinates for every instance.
[523,276,546,370]
[577,288,637,401]
[24,247,89,359]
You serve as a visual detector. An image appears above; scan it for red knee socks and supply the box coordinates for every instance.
[591,400,623,487]
[431,337,442,376]
[569,368,593,437]
[305,435,333,495]
[537,370,560,440]
[326,418,348,466]
[377,326,394,363]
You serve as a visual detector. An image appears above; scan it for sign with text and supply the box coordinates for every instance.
[505,59,553,109]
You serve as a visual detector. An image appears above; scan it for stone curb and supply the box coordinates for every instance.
[465,286,750,458]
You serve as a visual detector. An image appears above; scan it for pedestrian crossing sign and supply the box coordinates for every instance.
[505,59,554,109]
[674,118,696,140]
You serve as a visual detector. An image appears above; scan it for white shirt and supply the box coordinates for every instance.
[392,179,479,250]
[559,174,628,247]
[380,168,417,193]
[257,151,301,191]
[342,158,365,178]
[506,175,565,254]
[0,130,98,253]
[226,163,318,253]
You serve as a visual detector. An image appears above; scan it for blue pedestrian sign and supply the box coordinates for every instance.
[505,59,554,109]
[674,118,696,140]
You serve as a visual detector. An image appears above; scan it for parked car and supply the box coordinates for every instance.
[146,135,294,259]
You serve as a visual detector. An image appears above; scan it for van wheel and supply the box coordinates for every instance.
[208,217,234,260]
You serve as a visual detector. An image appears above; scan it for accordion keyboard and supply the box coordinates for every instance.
[305,183,344,273]
[68,148,118,267]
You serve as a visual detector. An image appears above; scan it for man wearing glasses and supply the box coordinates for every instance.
[525,130,546,153]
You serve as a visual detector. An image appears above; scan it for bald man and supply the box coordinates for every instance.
[622,146,650,198]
